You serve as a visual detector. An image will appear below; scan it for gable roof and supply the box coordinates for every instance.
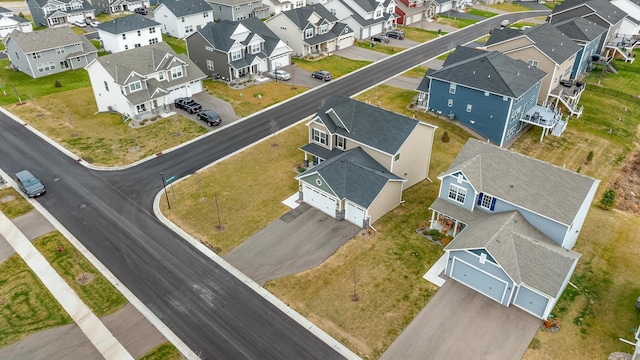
[551,16,608,42]
[297,147,404,207]
[196,20,240,52]
[6,27,90,53]
[93,41,205,84]
[207,0,258,5]
[428,46,547,98]
[551,0,627,25]
[440,138,599,225]
[31,0,94,12]
[314,94,423,155]
[446,211,581,297]
[155,0,213,17]
[96,14,160,33]
[282,4,338,28]
[486,24,580,65]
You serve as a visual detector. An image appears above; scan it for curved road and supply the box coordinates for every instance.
[0,11,548,359]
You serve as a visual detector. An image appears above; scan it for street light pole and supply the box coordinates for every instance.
[160,172,170,209]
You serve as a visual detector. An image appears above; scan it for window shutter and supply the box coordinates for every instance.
[477,193,483,206]
[490,197,496,211]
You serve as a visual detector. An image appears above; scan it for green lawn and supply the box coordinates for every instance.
[354,40,404,55]
[293,55,371,79]
[0,59,91,106]
[467,8,498,18]
[435,15,478,28]
[489,2,533,11]
[400,27,443,42]
[0,187,33,219]
[163,35,187,54]
[401,66,428,79]
[140,342,182,360]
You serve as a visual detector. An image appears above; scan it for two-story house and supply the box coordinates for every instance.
[418,46,554,148]
[85,42,207,120]
[394,0,435,26]
[298,94,437,227]
[552,17,607,80]
[323,0,397,39]
[0,6,33,37]
[96,14,162,53]
[428,138,599,319]
[262,0,306,16]
[5,27,97,79]
[610,0,640,42]
[153,0,213,39]
[26,0,95,28]
[186,17,292,80]
[548,0,629,59]
[484,23,583,117]
[207,0,270,21]
[265,4,354,56]
[105,0,148,14]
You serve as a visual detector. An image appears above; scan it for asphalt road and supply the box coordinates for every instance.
[0,10,549,360]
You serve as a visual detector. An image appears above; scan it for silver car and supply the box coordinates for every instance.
[268,69,291,81]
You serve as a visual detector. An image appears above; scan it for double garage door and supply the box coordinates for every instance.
[302,185,336,217]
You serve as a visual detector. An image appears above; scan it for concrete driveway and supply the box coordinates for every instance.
[223,203,360,285]
[381,280,540,360]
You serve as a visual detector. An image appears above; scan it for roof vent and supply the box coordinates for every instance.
[517,72,520,76]
[472,70,475,75]
[488,75,491,78]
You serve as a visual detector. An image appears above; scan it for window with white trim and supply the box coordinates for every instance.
[320,24,328,34]
[448,184,466,204]
[122,34,126,40]
[207,59,214,71]
[394,153,400,162]
[56,47,65,54]
[204,11,209,17]
[480,194,493,210]
[305,28,313,39]
[375,9,382,18]
[185,25,193,33]
[150,27,156,33]
[137,30,141,36]
[136,103,146,113]
[231,50,242,61]
[250,43,260,54]
[129,81,142,92]
[312,128,328,145]
[36,61,55,72]
[527,59,538,68]
[170,66,183,79]
[447,99,453,107]
[335,135,346,149]
[449,83,456,94]
[104,81,109,91]
[32,52,42,59]
[149,38,158,44]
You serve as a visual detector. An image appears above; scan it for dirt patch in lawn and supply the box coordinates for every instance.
[612,147,640,214]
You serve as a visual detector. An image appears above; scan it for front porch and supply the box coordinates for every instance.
[520,105,567,141]
[548,81,584,118]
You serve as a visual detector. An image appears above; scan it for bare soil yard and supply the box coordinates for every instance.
[612,147,640,214]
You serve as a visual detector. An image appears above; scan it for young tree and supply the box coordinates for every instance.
[598,189,616,210]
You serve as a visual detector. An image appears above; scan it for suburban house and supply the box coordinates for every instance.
[297,94,437,228]
[429,138,599,319]
[106,0,147,14]
[96,14,162,53]
[433,0,470,15]
[262,0,306,16]
[417,46,558,147]
[322,0,398,40]
[186,17,292,80]
[0,6,33,37]
[5,27,97,79]
[152,0,213,39]
[207,0,270,22]
[552,17,607,80]
[85,41,207,120]
[484,24,583,117]
[265,4,355,56]
[610,0,640,39]
[547,0,630,60]
[394,0,435,26]
[25,0,96,28]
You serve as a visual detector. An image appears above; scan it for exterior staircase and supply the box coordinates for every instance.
[551,119,567,137]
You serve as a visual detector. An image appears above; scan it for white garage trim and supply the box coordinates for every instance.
[513,284,551,319]
[345,201,366,227]
[450,257,509,304]
[302,185,337,217]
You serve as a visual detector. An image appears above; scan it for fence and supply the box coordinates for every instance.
[585,84,640,104]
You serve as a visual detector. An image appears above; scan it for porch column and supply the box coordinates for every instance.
[429,210,435,228]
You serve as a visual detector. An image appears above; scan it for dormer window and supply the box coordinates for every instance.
[129,81,142,92]
[336,135,346,149]
[170,66,183,79]
[320,24,328,34]
[158,72,165,80]
[478,193,495,211]
[312,128,328,145]
[375,9,382,18]
[250,43,260,54]
[305,28,313,39]
[231,50,242,61]
[448,184,466,204]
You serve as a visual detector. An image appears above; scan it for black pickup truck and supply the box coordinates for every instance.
[174,97,202,114]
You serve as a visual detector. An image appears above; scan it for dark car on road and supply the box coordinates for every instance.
[386,30,405,39]
[311,70,332,81]
[134,7,148,15]
[15,170,46,198]
[174,97,202,114]
[197,110,222,126]
[371,34,390,43]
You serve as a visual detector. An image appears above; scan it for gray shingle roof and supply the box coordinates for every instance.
[552,16,607,42]
[440,138,599,225]
[428,46,547,98]
[297,147,404,207]
[6,27,89,53]
[0,6,11,13]
[207,0,257,6]
[155,0,212,17]
[551,0,627,25]
[196,18,282,55]
[314,94,420,155]
[95,41,205,85]
[446,211,581,297]
[282,4,338,29]
[486,23,581,65]
[96,14,160,33]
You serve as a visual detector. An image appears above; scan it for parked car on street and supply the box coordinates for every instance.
[174,97,202,114]
[371,34,390,43]
[386,30,405,39]
[311,70,332,81]
[134,7,148,15]
[15,170,46,198]
[268,69,291,81]
[197,110,222,126]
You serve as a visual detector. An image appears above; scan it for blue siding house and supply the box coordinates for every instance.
[418,46,547,147]
[552,17,607,79]
[429,139,600,319]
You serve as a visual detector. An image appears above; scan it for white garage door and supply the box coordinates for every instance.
[167,86,188,102]
[514,285,549,319]
[451,258,508,304]
[303,185,336,217]
[345,201,365,227]
[190,80,203,94]
[362,27,370,39]
[370,24,383,36]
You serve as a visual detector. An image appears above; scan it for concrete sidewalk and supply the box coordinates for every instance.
[0,212,134,360]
